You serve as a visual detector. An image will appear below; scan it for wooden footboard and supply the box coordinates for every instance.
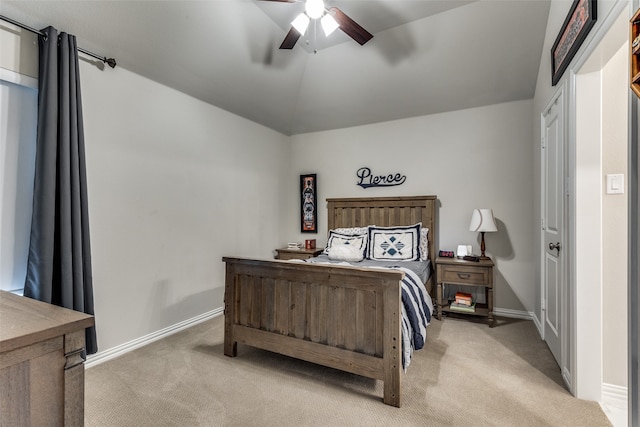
[222,256,405,407]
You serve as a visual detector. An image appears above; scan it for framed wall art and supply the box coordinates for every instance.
[300,174,317,233]
[551,0,597,86]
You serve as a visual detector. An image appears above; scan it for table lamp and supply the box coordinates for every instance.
[469,208,498,259]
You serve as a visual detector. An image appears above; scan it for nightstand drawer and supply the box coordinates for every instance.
[439,265,491,286]
[278,251,313,260]
[275,248,323,260]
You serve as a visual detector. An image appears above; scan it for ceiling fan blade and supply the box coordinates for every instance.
[279,27,302,49]
[328,7,373,46]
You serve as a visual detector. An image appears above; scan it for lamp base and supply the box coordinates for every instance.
[479,232,491,260]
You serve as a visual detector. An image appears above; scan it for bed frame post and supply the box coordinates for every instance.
[383,278,403,407]
[223,263,237,357]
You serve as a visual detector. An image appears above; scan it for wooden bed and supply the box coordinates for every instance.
[222,195,437,407]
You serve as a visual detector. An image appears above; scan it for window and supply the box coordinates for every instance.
[0,70,37,295]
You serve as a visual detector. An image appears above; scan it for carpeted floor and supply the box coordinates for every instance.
[85,315,612,426]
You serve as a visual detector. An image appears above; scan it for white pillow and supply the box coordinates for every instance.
[323,231,367,255]
[328,245,365,262]
[333,226,368,236]
[420,227,429,260]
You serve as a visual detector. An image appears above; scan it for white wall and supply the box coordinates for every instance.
[1,27,291,354]
[532,0,630,407]
[573,18,628,414]
[286,100,535,314]
[601,42,629,387]
[575,69,604,400]
[80,64,290,352]
[0,23,37,79]
[532,0,623,323]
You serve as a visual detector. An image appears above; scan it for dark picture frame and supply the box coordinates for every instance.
[551,0,597,86]
[300,174,317,233]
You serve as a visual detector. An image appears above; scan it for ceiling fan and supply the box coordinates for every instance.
[261,0,373,49]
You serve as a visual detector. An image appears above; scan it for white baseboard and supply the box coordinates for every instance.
[493,307,533,321]
[601,383,628,427]
[531,313,543,337]
[85,307,224,369]
[83,306,530,369]
[562,368,573,394]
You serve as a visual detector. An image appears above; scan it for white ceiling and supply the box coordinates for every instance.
[0,0,551,135]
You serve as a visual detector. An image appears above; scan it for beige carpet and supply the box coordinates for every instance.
[85,315,612,426]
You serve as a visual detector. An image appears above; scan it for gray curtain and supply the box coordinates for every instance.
[24,26,97,355]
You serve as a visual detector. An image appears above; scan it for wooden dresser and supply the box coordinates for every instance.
[0,290,95,426]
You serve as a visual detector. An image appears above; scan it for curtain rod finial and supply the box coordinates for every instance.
[106,58,116,68]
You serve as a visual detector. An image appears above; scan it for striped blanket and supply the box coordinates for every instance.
[394,266,432,371]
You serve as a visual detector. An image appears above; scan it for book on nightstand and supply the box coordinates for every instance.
[449,302,476,313]
[454,292,473,306]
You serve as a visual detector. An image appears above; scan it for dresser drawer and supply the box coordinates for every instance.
[438,265,491,287]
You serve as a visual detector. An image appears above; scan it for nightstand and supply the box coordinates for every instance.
[435,256,495,327]
[275,247,323,260]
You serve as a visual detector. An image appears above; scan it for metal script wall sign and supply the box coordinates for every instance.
[356,167,406,189]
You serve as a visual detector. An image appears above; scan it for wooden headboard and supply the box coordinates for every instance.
[326,195,437,264]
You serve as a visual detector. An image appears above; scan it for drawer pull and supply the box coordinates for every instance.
[457,273,471,279]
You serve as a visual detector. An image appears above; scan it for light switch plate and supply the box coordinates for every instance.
[606,174,624,194]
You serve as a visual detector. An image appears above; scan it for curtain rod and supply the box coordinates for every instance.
[0,14,116,68]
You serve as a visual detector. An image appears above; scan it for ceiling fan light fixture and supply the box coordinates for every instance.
[305,0,325,20]
[291,13,310,35]
[321,13,339,36]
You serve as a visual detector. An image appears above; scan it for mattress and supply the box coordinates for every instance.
[305,254,431,284]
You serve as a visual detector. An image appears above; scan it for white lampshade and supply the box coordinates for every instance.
[291,13,310,35]
[321,13,339,36]
[305,0,325,19]
[469,209,498,232]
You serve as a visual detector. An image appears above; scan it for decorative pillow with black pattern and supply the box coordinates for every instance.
[323,231,367,257]
[367,224,421,261]
[333,226,368,236]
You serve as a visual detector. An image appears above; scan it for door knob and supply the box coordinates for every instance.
[549,242,561,252]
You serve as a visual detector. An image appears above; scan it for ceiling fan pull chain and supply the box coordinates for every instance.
[313,19,318,54]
